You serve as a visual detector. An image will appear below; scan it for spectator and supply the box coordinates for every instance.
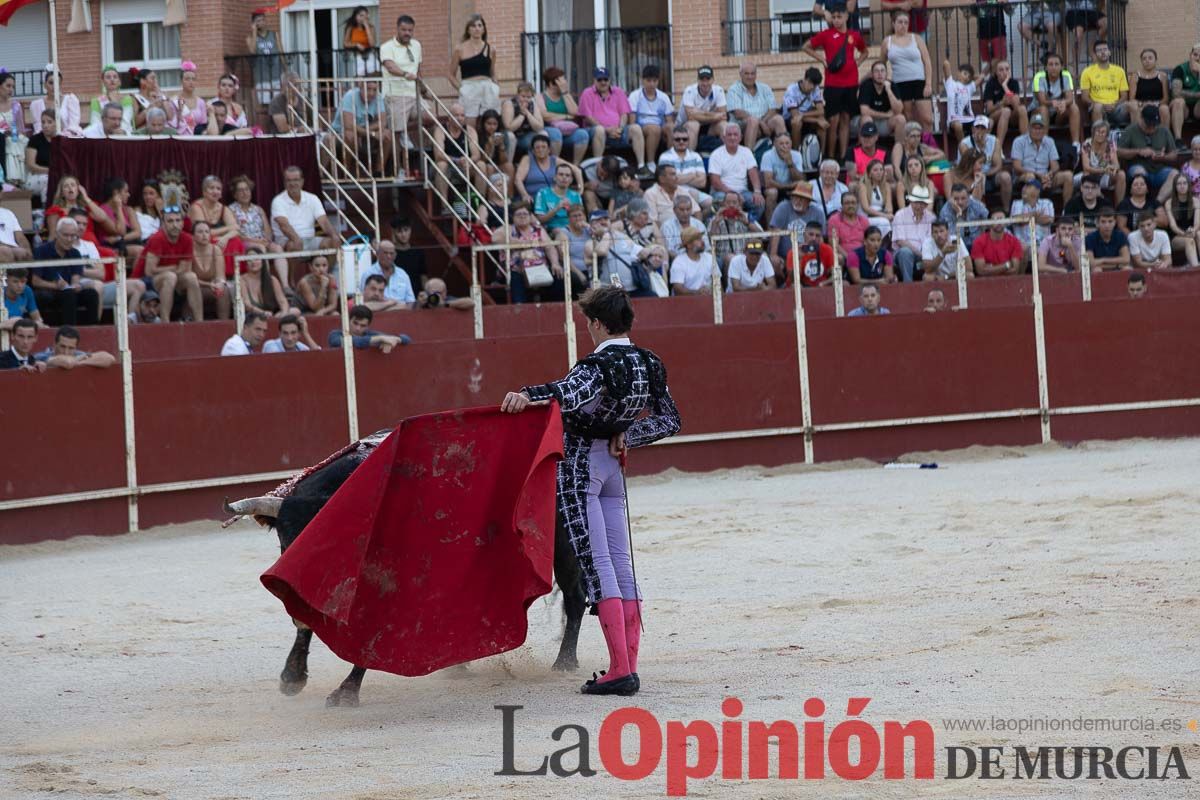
[360,273,402,312]
[770,182,827,268]
[922,219,972,281]
[83,102,125,140]
[1127,212,1173,271]
[924,286,947,312]
[265,72,302,135]
[670,227,717,295]
[263,313,320,353]
[657,128,710,193]
[847,283,890,316]
[1032,53,1082,150]
[948,149,987,202]
[451,13,500,127]
[846,225,895,285]
[1065,174,1106,230]
[1085,208,1130,270]
[537,67,592,164]
[390,216,427,288]
[959,115,1012,211]
[892,185,935,281]
[66,206,132,318]
[1128,48,1173,137]
[1,268,44,329]
[34,325,115,369]
[536,163,584,233]
[92,177,144,266]
[725,62,786,150]
[190,175,245,277]
[1077,120,1126,204]
[971,210,1026,277]
[857,61,905,140]
[476,109,515,204]
[503,81,550,156]
[941,60,980,149]
[1011,114,1073,202]
[297,254,339,315]
[380,15,421,152]
[128,290,163,324]
[0,201,32,263]
[246,11,282,105]
[190,221,232,320]
[781,67,828,156]
[661,196,709,260]
[975,0,1008,74]
[891,121,946,182]
[847,121,890,184]
[1164,173,1200,267]
[416,277,474,310]
[614,199,664,251]
[272,166,339,253]
[679,65,727,150]
[628,65,675,171]
[230,175,289,285]
[940,182,990,248]
[432,102,480,207]
[982,60,1028,149]
[579,68,650,178]
[343,5,379,76]
[556,204,593,285]
[1039,218,1083,273]
[708,192,761,275]
[90,67,135,134]
[1010,178,1056,266]
[828,191,870,259]
[130,67,176,131]
[208,72,248,128]
[142,209,197,323]
[173,61,207,135]
[814,159,849,216]
[1127,272,1147,298]
[221,311,269,356]
[762,133,807,220]
[857,160,894,239]
[24,110,56,202]
[1117,106,1178,203]
[333,74,393,172]
[137,107,176,137]
[329,305,409,351]
[787,221,835,287]
[1081,40,1129,126]
[896,146,939,210]
[644,162,709,228]
[612,168,642,217]
[1170,44,1200,141]
[240,249,301,318]
[133,179,164,240]
[516,133,583,204]
[1066,2,1108,68]
[1116,173,1165,235]
[30,218,100,325]
[727,239,776,292]
[880,11,934,132]
[200,101,251,137]
[586,210,666,297]
[492,202,563,303]
[803,3,867,160]
[0,318,44,371]
[707,124,764,222]
[358,240,416,308]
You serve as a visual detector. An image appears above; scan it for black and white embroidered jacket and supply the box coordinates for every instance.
[522,340,680,447]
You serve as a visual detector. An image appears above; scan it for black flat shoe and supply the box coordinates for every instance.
[631,672,640,692]
[581,671,638,696]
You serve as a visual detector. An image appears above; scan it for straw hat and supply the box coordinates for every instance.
[680,227,705,247]
[906,185,932,204]
[790,182,814,200]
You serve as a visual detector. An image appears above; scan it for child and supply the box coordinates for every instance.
[609,166,644,220]
[782,66,829,155]
[942,59,981,150]
[298,254,339,315]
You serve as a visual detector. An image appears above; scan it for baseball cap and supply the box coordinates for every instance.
[1142,104,1160,124]
[972,115,990,129]
[697,66,714,79]
[589,209,610,221]
[594,67,610,80]
[860,121,878,136]
[1030,113,1047,127]
[1024,177,1043,191]
[744,239,764,253]
[141,290,160,302]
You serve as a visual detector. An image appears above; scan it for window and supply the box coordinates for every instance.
[103,0,182,90]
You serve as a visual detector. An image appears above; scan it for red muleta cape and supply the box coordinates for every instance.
[261,405,563,677]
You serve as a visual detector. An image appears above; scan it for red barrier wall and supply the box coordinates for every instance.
[4,295,1199,544]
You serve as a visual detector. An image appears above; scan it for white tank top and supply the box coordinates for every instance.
[887,35,925,84]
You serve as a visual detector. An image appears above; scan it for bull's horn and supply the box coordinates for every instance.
[223,495,283,518]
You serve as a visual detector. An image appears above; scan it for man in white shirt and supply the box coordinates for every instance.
[657,129,710,192]
[83,103,126,139]
[660,196,709,259]
[271,166,339,253]
[706,124,764,222]
[727,239,776,291]
[627,64,675,173]
[263,314,319,353]
[380,14,422,150]
[921,220,973,280]
[643,163,710,227]
[221,311,269,356]
[358,240,416,307]
[0,205,32,262]
[1127,212,1172,270]
[679,65,727,149]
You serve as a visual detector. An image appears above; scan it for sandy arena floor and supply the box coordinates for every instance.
[2,438,1199,799]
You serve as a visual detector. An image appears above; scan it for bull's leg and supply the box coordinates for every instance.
[280,623,313,695]
[325,665,368,707]
[552,515,585,672]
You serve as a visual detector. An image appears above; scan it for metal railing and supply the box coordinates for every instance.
[722,0,1129,85]
[522,25,673,96]
[224,48,380,114]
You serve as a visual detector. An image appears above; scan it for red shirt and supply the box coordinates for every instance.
[136,230,194,278]
[971,232,1023,268]
[787,243,835,287]
[810,27,868,89]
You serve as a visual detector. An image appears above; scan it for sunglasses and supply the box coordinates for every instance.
[163,205,182,214]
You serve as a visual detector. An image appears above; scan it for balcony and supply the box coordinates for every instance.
[522,25,673,95]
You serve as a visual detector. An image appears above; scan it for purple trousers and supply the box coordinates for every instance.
[559,438,639,603]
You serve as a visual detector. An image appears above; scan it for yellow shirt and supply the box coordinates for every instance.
[1080,64,1128,106]
[380,37,422,97]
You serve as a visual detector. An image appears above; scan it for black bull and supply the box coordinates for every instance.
[226,448,587,707]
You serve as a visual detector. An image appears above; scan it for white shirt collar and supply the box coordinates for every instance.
[594,337,631,353]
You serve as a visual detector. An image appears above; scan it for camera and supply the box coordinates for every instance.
[423,292,442,308]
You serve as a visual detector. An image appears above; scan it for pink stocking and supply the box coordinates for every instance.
[622,600,642,673]
[595,598,631,682]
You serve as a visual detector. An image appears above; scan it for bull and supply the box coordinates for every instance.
[224,433,586,707]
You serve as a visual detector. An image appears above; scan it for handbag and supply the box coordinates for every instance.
[647,269,670,298]
[828,34,850,75]
[523,263,554,288]
[552,120,580,136]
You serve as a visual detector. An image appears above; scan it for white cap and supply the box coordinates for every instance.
[972,115,991,129]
